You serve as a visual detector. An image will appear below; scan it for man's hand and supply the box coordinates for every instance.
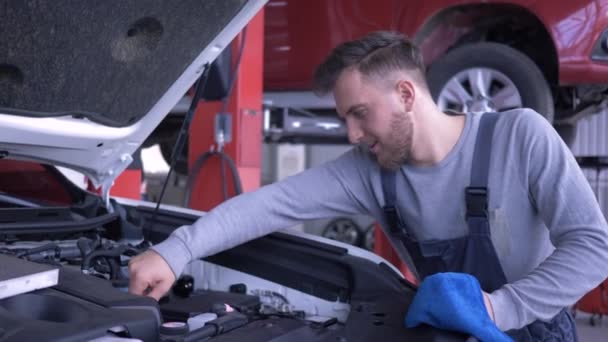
[128,250,176,301]
[405,273,512,342]
[483,291,495,322]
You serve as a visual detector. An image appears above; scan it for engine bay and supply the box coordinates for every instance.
[0,193,467,341]
[0,235,352,341]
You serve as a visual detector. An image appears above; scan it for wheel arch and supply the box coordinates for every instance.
[413,4,559,87]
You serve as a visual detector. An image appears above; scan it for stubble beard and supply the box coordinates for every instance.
[376,110,413,170]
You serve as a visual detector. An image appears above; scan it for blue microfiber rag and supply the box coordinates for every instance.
[405,272,513,342]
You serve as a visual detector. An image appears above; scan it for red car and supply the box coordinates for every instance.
[263,0,608,145]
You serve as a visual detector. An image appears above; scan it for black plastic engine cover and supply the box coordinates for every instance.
[160,290,261,322]
[0,267,161,342]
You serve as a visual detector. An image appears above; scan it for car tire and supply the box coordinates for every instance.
[427,42,554,122]
[363,224,375,251]
[322,218,362,246]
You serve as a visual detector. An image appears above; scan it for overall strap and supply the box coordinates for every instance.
[381,169,405,235]
[381,167,419,281]
[466,112,500,222]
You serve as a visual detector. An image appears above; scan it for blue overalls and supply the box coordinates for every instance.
[381,113,577,341]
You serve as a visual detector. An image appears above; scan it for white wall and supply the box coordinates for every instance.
[572,109,608,157]
[571,108,608,219]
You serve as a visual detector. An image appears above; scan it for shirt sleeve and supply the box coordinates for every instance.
[488,110,608,331]
[151,146,380,278]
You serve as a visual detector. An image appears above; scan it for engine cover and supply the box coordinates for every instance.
[0,267,160,341]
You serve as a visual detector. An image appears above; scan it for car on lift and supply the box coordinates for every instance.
[263,0,608,146]
[0,1,470,341]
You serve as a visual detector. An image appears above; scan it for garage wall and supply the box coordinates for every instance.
[261,143,306,185]
[580,168,608,220]
[305,144,352,167]
[571,108,608,219]
[261,143,307,232]
[572,109,608,156]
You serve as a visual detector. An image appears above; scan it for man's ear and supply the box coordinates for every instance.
[396,79,415,112]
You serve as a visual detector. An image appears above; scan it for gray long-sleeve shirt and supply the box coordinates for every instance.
[152,108,608,332]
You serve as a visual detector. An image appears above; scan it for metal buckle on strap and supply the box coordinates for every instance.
[465,187,488,218]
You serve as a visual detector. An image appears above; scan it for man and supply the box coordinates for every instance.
[129,31,608,340]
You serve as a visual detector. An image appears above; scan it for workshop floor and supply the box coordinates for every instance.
[575,310,608,341]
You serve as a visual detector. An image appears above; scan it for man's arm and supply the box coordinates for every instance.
[488,110,608,331]
[149,146,377,280]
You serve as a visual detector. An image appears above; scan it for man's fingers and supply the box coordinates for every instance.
[127,250,176,301]
[128,275,149,296]
[147,281,171,301]
[128,259,150,296]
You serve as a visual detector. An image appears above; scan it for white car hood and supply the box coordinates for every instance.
[0,0,266,190]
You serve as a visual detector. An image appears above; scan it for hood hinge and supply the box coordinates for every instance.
[98,153,134,213]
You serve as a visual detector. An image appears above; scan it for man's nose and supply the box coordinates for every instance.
[346,119,364,144]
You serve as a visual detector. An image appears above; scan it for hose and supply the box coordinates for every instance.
[81,244,128,273]
[184,150,243,207]
[221,155,228,200]
[182,312,248,342]
[16,243,60,259]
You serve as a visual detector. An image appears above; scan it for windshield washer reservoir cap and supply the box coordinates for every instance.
[160,321,189,336]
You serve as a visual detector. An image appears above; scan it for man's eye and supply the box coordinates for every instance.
[353,111,366,119]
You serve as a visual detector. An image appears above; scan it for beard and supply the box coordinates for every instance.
[374,110,413,170]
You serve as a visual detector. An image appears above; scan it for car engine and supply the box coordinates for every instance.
[0,197,466,342]
[0,230,353,341]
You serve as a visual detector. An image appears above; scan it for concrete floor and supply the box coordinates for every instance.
[575,310,608,341]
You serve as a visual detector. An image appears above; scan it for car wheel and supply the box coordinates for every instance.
[363,224,375,251]
[427,42,554,121]
[322,218,362,246]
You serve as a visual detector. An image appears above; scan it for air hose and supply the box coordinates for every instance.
[183,150,243,207]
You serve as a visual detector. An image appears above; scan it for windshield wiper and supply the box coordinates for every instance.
[0,192,42,208]
[0,212,119,237]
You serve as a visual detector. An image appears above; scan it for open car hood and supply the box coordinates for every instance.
[0,0,267,189]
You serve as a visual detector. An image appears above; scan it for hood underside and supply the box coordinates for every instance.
[0,0,266,186]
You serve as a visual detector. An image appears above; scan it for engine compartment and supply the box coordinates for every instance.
[0,192,468,341]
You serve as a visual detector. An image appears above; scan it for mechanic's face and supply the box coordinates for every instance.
[334,68,414,170]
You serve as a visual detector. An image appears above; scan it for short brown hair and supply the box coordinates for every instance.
[313,31,427,95]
